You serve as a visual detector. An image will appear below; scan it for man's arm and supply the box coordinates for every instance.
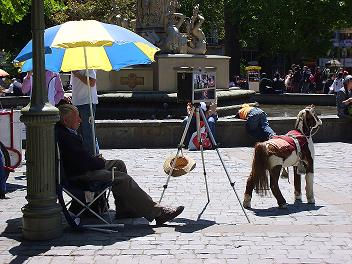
[72,71,96,87]
[54,73,65,105]
[57,124,105,174]
[336,90,349,117]
[21,72,32,95]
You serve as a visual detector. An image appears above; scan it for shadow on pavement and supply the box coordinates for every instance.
[250,203,324,217]
[1,214,207,263]
[173,218,216,233]
[6,183,26,193]
[1,216,155,264]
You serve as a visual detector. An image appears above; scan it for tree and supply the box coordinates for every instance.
[50,0,135,25]
[0,0,65,25]
[1,0,352,77]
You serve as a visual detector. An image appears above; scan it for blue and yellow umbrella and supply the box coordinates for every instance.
[14,20,159,156]
[14,20,159,72]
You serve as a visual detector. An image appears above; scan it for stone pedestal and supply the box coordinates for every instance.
[21,106,62,240]
[97,66,155,91]
[97,54,230,92]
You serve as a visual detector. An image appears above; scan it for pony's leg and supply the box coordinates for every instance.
[243,173,255,209]
[305,172,315,204]
[269,166,287,208]
[293,166,302,201]
[305,159,315,204]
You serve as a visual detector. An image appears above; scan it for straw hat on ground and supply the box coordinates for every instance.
[163,155,196,177]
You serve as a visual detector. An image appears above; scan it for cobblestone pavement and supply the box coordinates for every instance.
[1,143,352,264]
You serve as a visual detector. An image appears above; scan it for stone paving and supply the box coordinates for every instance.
[0,142,352,263]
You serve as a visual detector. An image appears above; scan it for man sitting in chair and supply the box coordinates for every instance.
[56,104,184,225]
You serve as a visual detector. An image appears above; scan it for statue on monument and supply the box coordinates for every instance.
[135,0,207,54]
[163,11,188,53]
[186,4,207,55]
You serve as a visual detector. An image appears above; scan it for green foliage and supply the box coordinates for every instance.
[0,0,30,24]
[1,0,352,72]
[234,0,352,59]
[50,0,135,25]
[0,0,65,24]
[0,49,20,76]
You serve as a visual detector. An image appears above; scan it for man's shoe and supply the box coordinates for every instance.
[155,206,184,225]
[0,192,9,199]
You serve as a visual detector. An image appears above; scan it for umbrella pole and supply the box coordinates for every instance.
[83,46,97,156]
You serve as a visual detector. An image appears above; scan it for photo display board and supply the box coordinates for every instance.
[192,71,216,103]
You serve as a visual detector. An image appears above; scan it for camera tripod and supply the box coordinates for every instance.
[159,103,250,223]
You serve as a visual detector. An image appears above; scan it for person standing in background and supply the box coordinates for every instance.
[329,71,344,94]
[313,67,323,93]
[22,70,67,105]
[70,70,99,156]
[284,70,294,93]
[336,75,352,118]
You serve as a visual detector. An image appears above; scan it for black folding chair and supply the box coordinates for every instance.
[56,143,122,233]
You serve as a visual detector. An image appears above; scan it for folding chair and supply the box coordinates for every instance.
[56,143,122,233]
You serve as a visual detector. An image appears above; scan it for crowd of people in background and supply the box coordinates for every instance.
[283,64,350,95]
[228,64,351,96]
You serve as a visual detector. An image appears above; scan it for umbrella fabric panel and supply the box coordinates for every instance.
[21,48,65,73]
[101,23,155,47]
[14,19,160,73]
[14,25,61,62]
[135,42,159,61]
[105,43,157,71]
[15,40,52,62]
[61,47,112,72]
[52,20,115,48]
[20,43,158,73]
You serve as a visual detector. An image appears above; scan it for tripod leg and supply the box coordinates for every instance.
[199,109,251,223]
[159,106,196,203]
[195,107,210,202]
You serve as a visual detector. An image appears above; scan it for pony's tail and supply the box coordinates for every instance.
[251,142,269,196]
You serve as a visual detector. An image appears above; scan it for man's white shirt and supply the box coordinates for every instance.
[70,70,98,106]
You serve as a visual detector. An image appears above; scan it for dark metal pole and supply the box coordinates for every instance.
[20,0,62,240]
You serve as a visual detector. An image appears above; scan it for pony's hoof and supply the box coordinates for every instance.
[307,198,315,204]
[295,195,302,201]
[278,203,288,209]
[243,194,252,209]
[294,191,302,201]
[280,168,289,179]
[243,201,251,209]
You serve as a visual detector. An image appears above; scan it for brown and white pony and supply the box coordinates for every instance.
[243,105,322,209]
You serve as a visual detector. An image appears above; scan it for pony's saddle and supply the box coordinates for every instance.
[268,130,307,158]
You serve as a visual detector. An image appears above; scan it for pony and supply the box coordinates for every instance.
[243,105,322,209]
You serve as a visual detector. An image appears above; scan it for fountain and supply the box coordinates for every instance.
[91,0,255,119]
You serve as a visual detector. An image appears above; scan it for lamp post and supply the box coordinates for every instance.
[20,0,62,240]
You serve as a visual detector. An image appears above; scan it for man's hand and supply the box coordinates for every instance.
[96,154,106,162]
[342,98,352,105]
[186,102,192,115]
[72,71,80,77]
[63,95,72,104]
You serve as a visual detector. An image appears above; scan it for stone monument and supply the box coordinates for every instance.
[97,0,230,92]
